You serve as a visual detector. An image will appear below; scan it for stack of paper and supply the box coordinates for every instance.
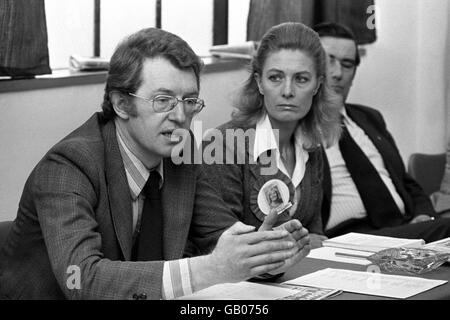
[209,41,258,60]
[283,268,447,299]
[307,246,373,265]
[178,282,299,300]
[323,232,425,252]
[178,281,340,300]
[69,54,109,71]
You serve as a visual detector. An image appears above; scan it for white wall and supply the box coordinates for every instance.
[0,85,103,221]
[348,0,450,161]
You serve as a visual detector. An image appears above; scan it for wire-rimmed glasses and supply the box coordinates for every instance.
[128,93,205,115]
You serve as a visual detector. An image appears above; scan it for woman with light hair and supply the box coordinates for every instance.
[203,22,341,249]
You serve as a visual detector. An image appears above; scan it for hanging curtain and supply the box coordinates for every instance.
[247,0,315,41]
[315,0,376,44]
[247,0,376,45]
[0,0,51,77]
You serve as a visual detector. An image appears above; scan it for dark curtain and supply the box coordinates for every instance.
[247,0,376,45]
[0,0,51,77]
[315,0,376,44]
[247,0,315,41]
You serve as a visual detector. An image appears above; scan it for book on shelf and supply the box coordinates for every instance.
[69,54,109,71]
[323,232,425,253]
[209,41,258,60]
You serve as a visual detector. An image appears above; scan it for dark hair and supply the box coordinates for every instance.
[232,22,341,149]
[101,28,203,120]
[312,22,360,67]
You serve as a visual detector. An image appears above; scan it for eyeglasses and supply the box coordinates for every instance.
[128,93,205,115]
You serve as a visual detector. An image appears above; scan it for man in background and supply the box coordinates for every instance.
[314,22,450,242]
[0,28,310,300]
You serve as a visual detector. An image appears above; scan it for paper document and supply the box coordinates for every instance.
[209,41,257,60]
[69,54,109,71]
[178,282,300,300]
[323,232,425,252]
[278,284,341,300]
[210,52,253,60]
[178,281,341,300]
[307,247,373,265]
[283,268,447,299]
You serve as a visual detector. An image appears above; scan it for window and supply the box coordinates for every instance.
[44,0,251,70]
[45,0,94,69]
[100,0,157,60]
[163,0,213,56]
[228,0,250,45]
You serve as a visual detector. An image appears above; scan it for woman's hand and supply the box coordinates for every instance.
[309,233,328,249]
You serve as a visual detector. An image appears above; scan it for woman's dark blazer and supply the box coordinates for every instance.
[201,120,325,234]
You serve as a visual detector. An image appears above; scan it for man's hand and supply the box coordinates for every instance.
[409,214,434,224]
[269,219,310,275]
[191,221,297,288]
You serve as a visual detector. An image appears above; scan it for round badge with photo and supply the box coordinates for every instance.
[257,179,292,216]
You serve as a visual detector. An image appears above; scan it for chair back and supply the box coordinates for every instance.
[408,153,446,196]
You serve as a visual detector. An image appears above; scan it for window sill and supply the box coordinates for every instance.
[0,56,248,94]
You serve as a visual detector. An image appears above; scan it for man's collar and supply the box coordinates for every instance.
[340,106,356,127]
[116,125,164,200]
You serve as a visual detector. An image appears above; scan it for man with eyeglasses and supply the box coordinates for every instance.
[0,28,310,300]
[314,22,450,243]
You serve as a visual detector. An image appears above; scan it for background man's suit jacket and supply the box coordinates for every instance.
[321,104,436,233]
[0,113,236,300]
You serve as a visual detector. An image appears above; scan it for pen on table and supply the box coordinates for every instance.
[334,252,370,260]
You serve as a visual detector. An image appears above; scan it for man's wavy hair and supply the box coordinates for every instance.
[232,22,341,149]
[313,22,360,67]
[101,28,203,120]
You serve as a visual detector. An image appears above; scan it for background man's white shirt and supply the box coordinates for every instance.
[325,109,405,230]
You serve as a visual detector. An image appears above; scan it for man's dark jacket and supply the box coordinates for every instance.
[321,104,436,235]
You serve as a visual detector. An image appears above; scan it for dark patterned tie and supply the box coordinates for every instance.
[132,171,163,261]
[339,123,403,228]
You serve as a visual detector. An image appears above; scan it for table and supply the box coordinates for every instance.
[276,257,450,300]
